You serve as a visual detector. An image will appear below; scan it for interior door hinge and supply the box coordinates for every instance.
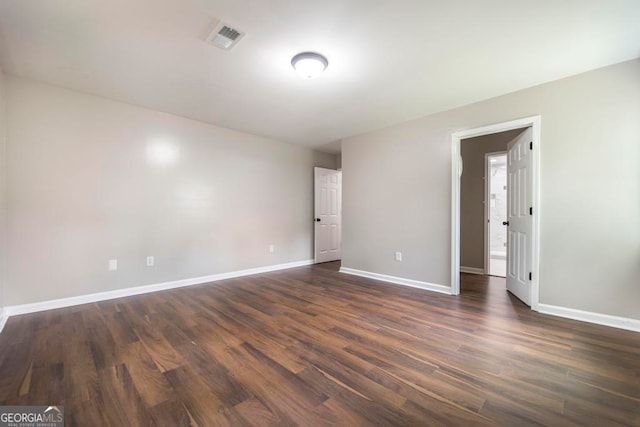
[529,206,533,215]
[529,141,533,150]
[529,272,532,281]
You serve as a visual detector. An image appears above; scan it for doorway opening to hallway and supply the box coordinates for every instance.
[486,152,507,277]
[451,116,541,310]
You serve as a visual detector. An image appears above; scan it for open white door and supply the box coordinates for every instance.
[506,128,533,305]
[314,167,342,263]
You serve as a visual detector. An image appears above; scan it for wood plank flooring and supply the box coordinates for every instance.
[0,262,639,426]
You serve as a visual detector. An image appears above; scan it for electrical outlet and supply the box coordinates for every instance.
[269,244,275,253]
[108,259,118,271]
[146,256,154,267]
[395,252,402,262]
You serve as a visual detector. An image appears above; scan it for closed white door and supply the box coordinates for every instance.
[314,167,341,263]
[506,128,533,306]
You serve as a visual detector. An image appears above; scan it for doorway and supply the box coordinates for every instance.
[451,116,541,310]
[486,152,507,277]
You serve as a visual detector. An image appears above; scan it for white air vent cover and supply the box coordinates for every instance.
[206,22,245,50]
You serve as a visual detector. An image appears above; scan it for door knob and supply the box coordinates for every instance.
[502,221,509,226]
[315,218,321,222]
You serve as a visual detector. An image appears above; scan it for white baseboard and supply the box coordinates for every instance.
[538,304,640,333]
[460,266,485,275]
[339,267,451,295]
[2,259,314,324]
[0,308,7,335]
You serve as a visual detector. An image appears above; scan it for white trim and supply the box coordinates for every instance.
[538,304,640,333]
[451,116,541,312]
[460,266,485,275]
[339,267,452,295]
[0,308,8,334]
[3,260,314,319]
[451,138,461,295]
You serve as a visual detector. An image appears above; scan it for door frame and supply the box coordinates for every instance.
[484,151,507,277]
[450,116,541,310]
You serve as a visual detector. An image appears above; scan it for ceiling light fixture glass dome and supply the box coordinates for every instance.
[291,52,329,79]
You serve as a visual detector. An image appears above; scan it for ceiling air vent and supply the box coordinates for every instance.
[206,22,245,50]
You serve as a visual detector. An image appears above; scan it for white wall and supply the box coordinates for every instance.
[342,59,640,320]
[5,76,336,306]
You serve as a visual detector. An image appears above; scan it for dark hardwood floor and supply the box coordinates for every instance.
[0,262,638,426]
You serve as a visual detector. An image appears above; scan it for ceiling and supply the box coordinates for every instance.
[1,1,639,154]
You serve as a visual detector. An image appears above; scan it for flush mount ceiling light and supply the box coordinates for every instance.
[291,52,329,79]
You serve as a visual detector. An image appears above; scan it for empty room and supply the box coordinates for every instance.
[0,1,639,426]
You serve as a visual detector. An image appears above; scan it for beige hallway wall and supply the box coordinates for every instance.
[342,59,640,320]
[5,76,336,306]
